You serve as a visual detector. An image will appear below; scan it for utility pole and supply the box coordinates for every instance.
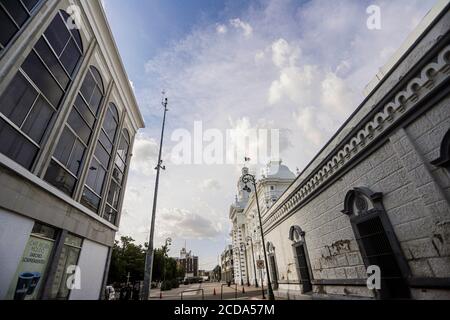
[142,94,168,300]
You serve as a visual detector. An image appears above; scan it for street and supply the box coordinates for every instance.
[149,282,268,300]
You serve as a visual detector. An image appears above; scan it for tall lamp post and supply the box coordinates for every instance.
[246,236,258,288]
[240,242,250,287]
[142,96,169,300]
[241,172,275,300]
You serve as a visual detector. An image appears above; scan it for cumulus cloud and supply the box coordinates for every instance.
[157,208,222,240]
[229,18,253,37]
[216,24,227,34]
[130,133,159,176]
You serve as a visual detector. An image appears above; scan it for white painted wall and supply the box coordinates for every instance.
[0,209,34,299]
[69,239,108,300]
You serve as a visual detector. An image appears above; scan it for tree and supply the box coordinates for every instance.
[108,236,145,285]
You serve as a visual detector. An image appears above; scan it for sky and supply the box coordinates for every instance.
[102,0,436,270]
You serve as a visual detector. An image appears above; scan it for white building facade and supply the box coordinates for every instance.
[260,2,450,300]
[229,161,296,287]
[0,0,144,300]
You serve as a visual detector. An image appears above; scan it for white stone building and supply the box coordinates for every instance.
[229,160,296,287]
[0,0,144,300]
[258,1,450,300]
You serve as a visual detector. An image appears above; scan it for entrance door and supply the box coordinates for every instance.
[269,255,278,289]
[356,216,410,299]
[295,244,312,293]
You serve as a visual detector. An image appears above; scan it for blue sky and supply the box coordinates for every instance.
[103,0,436,270]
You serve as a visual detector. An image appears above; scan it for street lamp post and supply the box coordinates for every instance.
[246,236,258,287]
[142,96,169,300]
[241,172,275,300]
[240,242,250,287]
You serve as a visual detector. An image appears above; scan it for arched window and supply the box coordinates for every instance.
[431,129,450,168]
[342,187,410,299]
[0,9,83,169]
[0,0,42,51]
[266,242,279,290]
[104,128,130,224]
[44,66,104,196]
[288,225,312,293]
[81,103,119,213]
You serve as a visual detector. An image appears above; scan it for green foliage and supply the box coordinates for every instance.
[108,236,145,285]
[108,236,182,286]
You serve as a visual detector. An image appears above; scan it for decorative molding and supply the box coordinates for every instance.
[263,45,450,232]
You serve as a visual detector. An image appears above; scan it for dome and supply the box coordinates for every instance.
[264,160,295,180]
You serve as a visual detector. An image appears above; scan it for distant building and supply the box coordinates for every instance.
[0,0,144,300]
[220,245,234,283]
[177,247,199,278]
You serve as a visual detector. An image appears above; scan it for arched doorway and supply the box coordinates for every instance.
[289,226,312,293]
[342,187,411,299]
[266,242,279,290]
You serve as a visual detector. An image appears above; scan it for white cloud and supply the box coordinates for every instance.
[229,18,253,37]
[157,208,222,240]
[130,133,159,176]
[216,24,227,34]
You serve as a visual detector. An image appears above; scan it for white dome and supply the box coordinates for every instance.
[264,160,295,179]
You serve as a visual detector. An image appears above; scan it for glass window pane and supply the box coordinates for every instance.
[0,73,38,127]
[115,155,125,174]
[112,165,123,185]
[79,71,95,104]
[67,138,84,176]
[99,130,112,153]
[49,243,81,300]
[21,51,63,108]
[21,0,40,12]
[85,159,106,195]
[44,160,76,196]
[0,0,29,26]
[95,143,110,169]
[103,108,118,141]
[31,222,57,240]
[0,6,19,47]
[117,134,129,161]
[67,108,91,145]
[43,13,70,57]
[60,39,80,76]
[107,180,121,209]
[81,187,100,212]
[21,96,53,143]
[35,38,69,89]
[53,127,75,166]
[89,86,102,115]
[90,67,104,93]
[104,205,117,224]
[74,94,95,128]
[0,117,38,169]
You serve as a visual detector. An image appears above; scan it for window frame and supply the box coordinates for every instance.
[0,0,43,53]
[0,9,84,171]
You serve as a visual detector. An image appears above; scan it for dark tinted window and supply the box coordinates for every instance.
[21,97,53,143]
[43,12,70,56]
[0,118,38,169]
[44,160,77,196]
[0,0,42,49]
[0,73,38,127]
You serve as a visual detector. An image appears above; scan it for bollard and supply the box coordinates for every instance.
[160,292,162,299]
[213,288,216,296]
[242,286,245,294]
